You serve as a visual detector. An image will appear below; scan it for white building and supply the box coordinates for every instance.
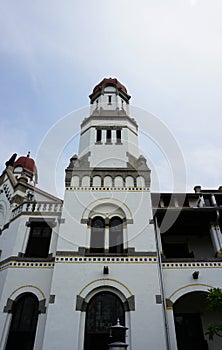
[0,78,222,350]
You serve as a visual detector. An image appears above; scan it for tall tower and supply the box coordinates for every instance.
[42,78,167,350]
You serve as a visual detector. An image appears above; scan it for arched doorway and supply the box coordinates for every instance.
[5,293,39,350]
[84,291,125,350]
[173,292,210,350]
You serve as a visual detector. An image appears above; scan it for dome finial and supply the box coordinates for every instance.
[27,151,30,158]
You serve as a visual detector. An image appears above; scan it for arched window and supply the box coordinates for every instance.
[109,217,123,253]
[90,217,105,253]
[84,292,125,350]
[5,293,39,350]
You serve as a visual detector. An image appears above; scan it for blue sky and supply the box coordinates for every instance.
[1,0,222,197]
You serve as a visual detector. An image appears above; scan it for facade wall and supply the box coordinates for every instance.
[42,261,166,350]
[79,119,139,166]
[58,189,154,253]
[0,266,54,350]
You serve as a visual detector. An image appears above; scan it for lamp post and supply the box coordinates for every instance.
[108,319,128,350]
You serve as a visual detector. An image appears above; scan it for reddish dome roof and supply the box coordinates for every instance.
[92,78,128,94]
[13,156,37,175]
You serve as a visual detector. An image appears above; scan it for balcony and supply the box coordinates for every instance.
[11,201,63,220]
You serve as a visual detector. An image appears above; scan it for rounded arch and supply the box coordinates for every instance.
[172,288,213,350]
[9,285,45,301]
[89,205,125,221]
[169,283,213,304]
[84,291,125,350]
[82,198,133,222]
[125,176,134,187]
[114,176,124,187]
[79,278,133,301]
[136,176,145,187]
[92,176,101,187]
[11,291,39,305]
[71,175,79,186]
[104,175,112,187]
[5,292,39,350]
[82,176,90,186]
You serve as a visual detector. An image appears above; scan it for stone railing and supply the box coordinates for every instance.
[11,201,63,220]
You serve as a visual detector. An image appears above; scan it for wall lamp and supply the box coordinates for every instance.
[192,271,199,279]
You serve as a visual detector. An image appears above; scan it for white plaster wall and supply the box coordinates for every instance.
[79,118,139,166]
[163,266,222,305]
[0,214,60,261]
[151,266,222,350]
[42,262,166,350]
[28,190,60,203]
[0,267,54,350]
[57,190,154,253]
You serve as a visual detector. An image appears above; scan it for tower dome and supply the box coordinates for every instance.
[89,78,131,113]
[13,153,38,185]
[92,78,128,94]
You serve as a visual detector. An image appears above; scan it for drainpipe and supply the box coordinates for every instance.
[154,216,171,350]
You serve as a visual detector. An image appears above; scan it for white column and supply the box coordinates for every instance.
[21,225,30,253]
[211,194,217,206]
[78,312,86,350]
[105,226,109,251]
[123,225,127,250]
[86,225,91,250]
[210,224,222,256]
[113,129,117,144]
[111,129,116,144]
[0,313,11,350]
[102,129,106,143]
[166,307,178,350]
[34,314,46,350]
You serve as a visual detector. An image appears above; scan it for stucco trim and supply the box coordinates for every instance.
[79,278,133,301]
[168,283,213,304]
[9,285,45,300]
[82,198,133,222]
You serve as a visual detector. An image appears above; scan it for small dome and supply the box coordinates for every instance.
[92,78,128,94]
[13,155,37,175]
